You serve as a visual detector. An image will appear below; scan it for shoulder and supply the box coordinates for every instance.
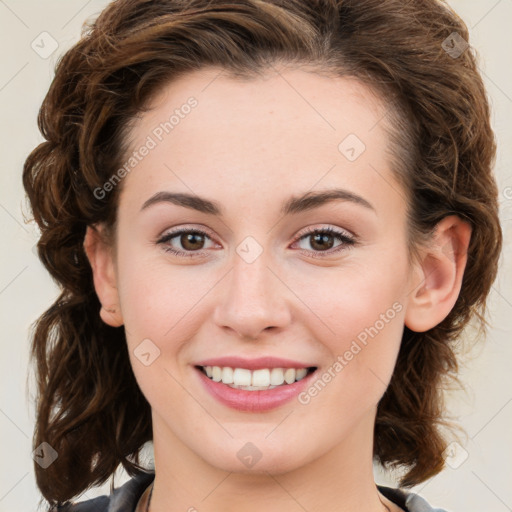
[52,471,155,512]
[378,485,450,512]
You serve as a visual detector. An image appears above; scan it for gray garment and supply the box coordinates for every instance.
[52,471,449,512]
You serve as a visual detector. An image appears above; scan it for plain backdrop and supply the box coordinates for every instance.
[1,1,511,511]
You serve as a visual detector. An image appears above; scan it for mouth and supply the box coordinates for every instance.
[195,365,317,391]
[193,363,319,412]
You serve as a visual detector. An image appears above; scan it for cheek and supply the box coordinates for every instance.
[115,245,214,340]
[297,257,407,343]
[330,281,405,356]
[296,255,408,396]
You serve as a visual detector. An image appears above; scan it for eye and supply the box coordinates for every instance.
[156,225,356,259]
[291,226,356,258]
[156,228,217,258]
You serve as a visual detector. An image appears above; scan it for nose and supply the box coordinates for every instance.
[212,251,292,340]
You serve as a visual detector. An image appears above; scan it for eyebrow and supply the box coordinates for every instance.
[140,188,375,216]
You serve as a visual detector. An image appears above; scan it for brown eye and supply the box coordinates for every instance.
[157,228,215,257]
[309,232,336,251]
[293,227,356,258]
[180,232,206,251]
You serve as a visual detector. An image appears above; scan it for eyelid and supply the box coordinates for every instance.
[294,224,356,241]
[158,223,217,241]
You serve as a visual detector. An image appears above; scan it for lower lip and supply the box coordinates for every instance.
[194,367,317,412]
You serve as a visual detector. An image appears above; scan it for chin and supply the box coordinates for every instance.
[195,434,315,476]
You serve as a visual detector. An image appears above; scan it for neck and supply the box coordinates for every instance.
[147,408,394,512]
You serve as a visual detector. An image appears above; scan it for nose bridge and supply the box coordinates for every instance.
[233,247,273,299]
[213,238,291,338]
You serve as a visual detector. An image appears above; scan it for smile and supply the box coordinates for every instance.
[194,362,319,412]
[198,365,316,390]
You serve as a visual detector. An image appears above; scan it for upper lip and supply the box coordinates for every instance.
[194,356,317,370]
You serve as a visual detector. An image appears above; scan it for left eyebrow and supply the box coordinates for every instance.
[141,191,221,215]
[140,188,376,216]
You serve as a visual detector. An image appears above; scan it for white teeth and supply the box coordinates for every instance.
[251,369,270,387]
[221,366,234,384]
[270,368,285,385]
[295,368,308,381]
[211,366,222,382]
[233,368,252,386]
[284,368,296,384]
[201,365,313,389]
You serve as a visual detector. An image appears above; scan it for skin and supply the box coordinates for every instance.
[84,65,471,512]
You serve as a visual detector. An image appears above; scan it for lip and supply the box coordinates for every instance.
[194,365,318,413]
[194,356,315,370]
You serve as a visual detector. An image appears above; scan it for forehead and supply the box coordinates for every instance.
[119,65,404,219]
[130,64,389,152]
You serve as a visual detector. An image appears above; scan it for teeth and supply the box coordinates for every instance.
[270,368,285,385]
[201,365,313,389]
[233,368,252,386]
[251,369,270,387]
[295,368,308,381]
[221,366,234,384]
[211,366,222,382]
[284,368,295,384]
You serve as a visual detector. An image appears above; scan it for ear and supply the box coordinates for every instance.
[83,224,124,327]
[404,215,472,332]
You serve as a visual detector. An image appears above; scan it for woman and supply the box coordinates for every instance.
[23,1,502,511]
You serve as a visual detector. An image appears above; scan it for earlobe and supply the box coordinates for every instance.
[83,224,124,327]
[404,215,472,332]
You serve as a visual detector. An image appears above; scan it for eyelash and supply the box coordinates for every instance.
[156,226,356,259]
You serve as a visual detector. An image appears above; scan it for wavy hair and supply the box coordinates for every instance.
[23,0,502,508]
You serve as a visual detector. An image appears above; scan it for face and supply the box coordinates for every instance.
[99,66,419,475]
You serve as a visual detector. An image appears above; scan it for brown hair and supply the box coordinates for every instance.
[23,0,502,508]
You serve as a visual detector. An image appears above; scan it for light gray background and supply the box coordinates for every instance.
[1,1,511,511]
